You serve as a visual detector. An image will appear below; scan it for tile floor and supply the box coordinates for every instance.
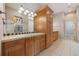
[38,39,79,56]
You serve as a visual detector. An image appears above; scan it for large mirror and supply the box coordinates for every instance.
[3,3,33,36]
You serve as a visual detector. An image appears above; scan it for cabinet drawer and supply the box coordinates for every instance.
[2,39,25,48]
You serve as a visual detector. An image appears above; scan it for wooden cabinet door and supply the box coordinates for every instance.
[40,35,45,51]
[2,39,25,56]
[46,34,52,48]
[39,16,47,33]
[4,45,25,56]
[25,38,34,56]
[34,36,41,55]
[26,45,34,56]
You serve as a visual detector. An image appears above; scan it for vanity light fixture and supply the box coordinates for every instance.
[18,5,37,17]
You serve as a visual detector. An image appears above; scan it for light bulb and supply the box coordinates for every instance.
[18,10,22,13]
[30,12,33,15]
[32,15,34,17]
[34,13,37,16]
[28,13,31,16]
[20,6,24,11]
[24,12,27,15]
[25,10,29,13]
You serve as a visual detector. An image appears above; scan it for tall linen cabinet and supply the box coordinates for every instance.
[34,5,54,48]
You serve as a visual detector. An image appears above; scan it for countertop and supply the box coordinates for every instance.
[1,33,45,43]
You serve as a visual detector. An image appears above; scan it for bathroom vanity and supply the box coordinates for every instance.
[1,33,46,56]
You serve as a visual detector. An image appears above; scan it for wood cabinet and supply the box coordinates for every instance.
[2,39,25,56]
[2,34,45,56]
[34,5,53,33]
[34,5,54,48]
[52,31,58,41]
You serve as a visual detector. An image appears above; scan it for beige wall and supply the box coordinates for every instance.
[53,12,64,39]
[5,6,28,33]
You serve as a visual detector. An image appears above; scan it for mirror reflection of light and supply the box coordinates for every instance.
[20,6,24,11]
[34,13,37,16]
[18,10,22,14]
[30,12,33,15]
[28,13,31,16]
[25,10,29,13]
[18,5,37,17]
[31,15,34,17]
[24,12,27,15]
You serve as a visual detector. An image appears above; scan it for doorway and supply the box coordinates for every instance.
[64,12,77,40]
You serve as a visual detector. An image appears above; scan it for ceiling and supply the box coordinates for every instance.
[5,3,79,14]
